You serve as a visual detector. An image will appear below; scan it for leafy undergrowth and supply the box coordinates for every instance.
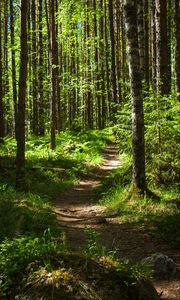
[98,153,180,249]
[0,129,112,198]
[97,96,180,249]
[0,184,63,242]
[0,234,155,300]
[4,129,156,299]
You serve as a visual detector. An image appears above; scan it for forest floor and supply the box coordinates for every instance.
[54,143,180,300]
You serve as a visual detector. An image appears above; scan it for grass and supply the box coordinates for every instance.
[98,153,180,249]
[0,125,178,298]
[0,129,112,197]
[0,235,152,299]
[0,129,113,242]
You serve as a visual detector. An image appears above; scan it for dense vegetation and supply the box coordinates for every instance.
[0,0,179,298]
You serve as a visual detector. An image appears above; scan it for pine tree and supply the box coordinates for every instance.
[16,0,28,189]
[124,0,146,195]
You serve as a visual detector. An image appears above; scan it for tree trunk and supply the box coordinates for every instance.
[38,0,45,135]
[0,3,5,138]
[10,0,18,138]
[109,0,118,115]
[137,0,145,78]
[3,0,9,134]
[16,0,28,189]
[55,0,62,132]
[84,0,93,129]
[155,0,171,95]
[115,0,122,102]
[31,0,39,135]
[99,0,106,128]
[174,0,180,101]
[93,0,101,129]
[144,0,150,87]
[104,0,111,119]
[49,0,57,149]
[151,0,157,90]
[124,0,146,195]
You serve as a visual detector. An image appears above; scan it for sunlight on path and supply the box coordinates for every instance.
[54,143,120,228]
[53,144,180,300]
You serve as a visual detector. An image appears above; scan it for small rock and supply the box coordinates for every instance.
[141,254,177,279]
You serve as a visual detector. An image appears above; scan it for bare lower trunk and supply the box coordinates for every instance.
[174,0,180,101]
[124,0,146,194]
[0,4,5,138]
[16,0,28,189]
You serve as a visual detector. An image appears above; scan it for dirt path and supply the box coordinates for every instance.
[54,143,180,300]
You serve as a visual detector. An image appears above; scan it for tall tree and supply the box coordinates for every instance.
[31,0,39,135]
[10,0,18,137]
[151,0,157,89]
[155,0,171,95]
[38,0,45,135]
[124,0,146,195]
[16,0,28,189]
[115,0,122,102]
[137,0,145,78]
[144,0,150,86]
[49,0,57,149]
[174,0,180,101]
[93,0,101,129]
[84,0,93,129]
[109,0,118,115]
[99,0,106,128]
[0,2,5,138]
[4,0,10,133]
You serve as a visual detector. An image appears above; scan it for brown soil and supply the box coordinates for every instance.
[54,144,180,300]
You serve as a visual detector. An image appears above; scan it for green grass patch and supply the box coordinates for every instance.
[0,129,112,244]
[100,182,180,248]
[0,129,112,199]
[0,235,152,299]
[0,183,61,242]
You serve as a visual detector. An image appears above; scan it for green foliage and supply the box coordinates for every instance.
[0,130,111,241]
[144,93,180,188]
[0,129,111,200]
[115,93,180,189]
[95,153,131,200]
[83,228,106,258]
[100,181,179,248]
[100,94,180,248]
[0,231,65,294]
[114,102,132,154]
[0,183,61,242]
[0,236,152,299]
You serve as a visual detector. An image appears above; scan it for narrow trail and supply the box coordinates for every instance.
[54,143,120,245]
[54,143,180,300]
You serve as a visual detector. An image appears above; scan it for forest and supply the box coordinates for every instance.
[0,0,179,299]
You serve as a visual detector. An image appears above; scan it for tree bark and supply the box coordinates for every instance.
[99,0,106,128]
[109,0,118,114]
[31,0,39,135]
[10,0,18,138]
[49,0,57,149]
[0,3,5,138]
[93,0,101,129]
[174,0,180,101]
[84,0,93,129]
[124,0,146,195]
[115,0,122,102]
[144,0,150,87]
[3,0,9,134]
[137,0,145,78]
[151,0,157,90]
[38,0,45,135]
[155,0,171,95]
[16,0,28,189]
